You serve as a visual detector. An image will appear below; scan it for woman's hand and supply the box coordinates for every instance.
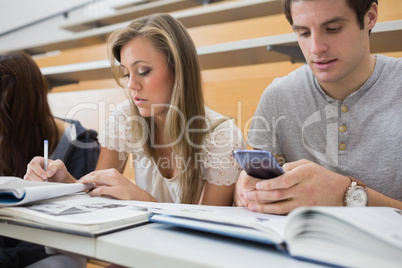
[24,156,76,183]
[79,168,157,202]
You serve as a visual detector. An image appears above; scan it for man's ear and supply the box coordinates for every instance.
[366,3,378,32]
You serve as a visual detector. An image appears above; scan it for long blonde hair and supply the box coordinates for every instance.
[108,13,206,204]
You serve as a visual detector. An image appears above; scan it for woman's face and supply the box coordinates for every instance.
[120,37,174,120]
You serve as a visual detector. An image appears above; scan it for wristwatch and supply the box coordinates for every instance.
[344,176,368,207]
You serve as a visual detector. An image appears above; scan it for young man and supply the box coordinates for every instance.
[235,0,402,214]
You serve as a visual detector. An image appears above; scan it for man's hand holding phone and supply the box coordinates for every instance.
[233,150,284,179]
[233,150,285,208]
[234,153,352,215]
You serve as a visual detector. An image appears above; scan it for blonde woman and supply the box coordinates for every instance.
[25,13,246,206]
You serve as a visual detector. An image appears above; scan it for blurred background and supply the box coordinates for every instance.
[0,0,139,52]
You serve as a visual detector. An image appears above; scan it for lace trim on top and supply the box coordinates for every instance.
[99,101,246,186]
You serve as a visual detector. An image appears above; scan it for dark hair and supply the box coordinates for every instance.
[0,52,58,177]
[282,0,378,29]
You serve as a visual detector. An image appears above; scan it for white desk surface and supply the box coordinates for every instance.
[0,222,328,268]
[0,222,96,256]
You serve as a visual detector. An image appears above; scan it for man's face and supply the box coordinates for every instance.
[291,0,373,87]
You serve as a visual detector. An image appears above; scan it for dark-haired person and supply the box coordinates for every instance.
[235,0,402,214]
[0,51,99,267]
[0,51,99,180]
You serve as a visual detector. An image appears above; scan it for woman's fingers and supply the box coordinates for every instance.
[24,156,49,181]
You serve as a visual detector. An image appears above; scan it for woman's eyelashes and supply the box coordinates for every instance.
[122,68,151,78]
[138,68,151,76]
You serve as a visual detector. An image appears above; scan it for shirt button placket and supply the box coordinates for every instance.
[339,104,349,166]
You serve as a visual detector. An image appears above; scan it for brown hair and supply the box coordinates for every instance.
[0,52,58,177]
[282,0,377,29]
[108,13,207,204]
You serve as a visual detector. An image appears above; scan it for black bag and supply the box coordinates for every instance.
[52,118,100,179]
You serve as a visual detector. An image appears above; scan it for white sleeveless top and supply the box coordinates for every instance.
[99,100,246,203]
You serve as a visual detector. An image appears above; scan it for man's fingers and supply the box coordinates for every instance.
[244,188,288,203]
[282,159,310,172]
[238,170,264,189]
[256,170,302,191]
[248,199,294,215]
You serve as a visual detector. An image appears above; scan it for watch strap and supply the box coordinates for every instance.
[347,176,367,188]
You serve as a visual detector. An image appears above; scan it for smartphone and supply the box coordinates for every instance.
[233,150,284,179]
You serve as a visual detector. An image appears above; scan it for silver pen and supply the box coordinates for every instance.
[44,140,48,182]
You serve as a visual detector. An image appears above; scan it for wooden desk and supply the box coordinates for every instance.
[0,222,328,267]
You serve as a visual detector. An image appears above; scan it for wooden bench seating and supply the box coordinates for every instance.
[12,0,282,55]
[38,19,402,90]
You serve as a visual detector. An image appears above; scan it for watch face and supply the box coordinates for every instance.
[346,186,368,207]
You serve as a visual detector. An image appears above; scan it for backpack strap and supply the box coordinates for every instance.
[62,118,99,148]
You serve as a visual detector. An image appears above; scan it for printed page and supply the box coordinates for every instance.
[0,193,151,234]
[148,203,288,244]
[2,193,149,224]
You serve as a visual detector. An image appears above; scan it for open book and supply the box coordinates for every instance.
[0,176,151,236]
[149,204,402,267]
[0,176,94,206]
